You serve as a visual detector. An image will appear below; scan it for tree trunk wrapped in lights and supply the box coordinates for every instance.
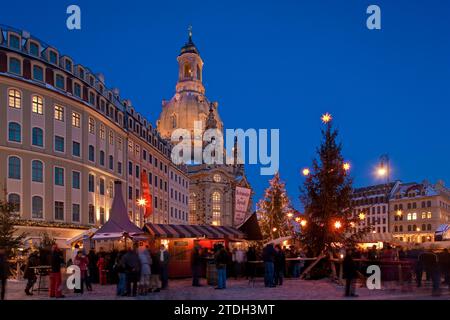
[299,113,368,259]
[257,172,293,242]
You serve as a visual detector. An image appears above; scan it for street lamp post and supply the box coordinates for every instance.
[377,154,390,184]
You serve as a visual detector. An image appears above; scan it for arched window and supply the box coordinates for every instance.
[32,127,43,147]
[170,113,177,129]
[8,193,20,213]
[8,122,21,142]
[32,196,43,219]
[196,65,201,80]
[427,224,432,231]
[8,156,21,179]
[189,193,197,224]
[8,89,21,108]
[421,224,426,232]
[399,225,403,232]
[100,151,105,166]
[212,191,221,226]
[32,160,43,182]
[184,64,192,78]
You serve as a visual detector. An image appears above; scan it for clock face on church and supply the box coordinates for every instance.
[213,174,222,183]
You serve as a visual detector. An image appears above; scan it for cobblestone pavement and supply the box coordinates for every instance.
[4,278,450,300]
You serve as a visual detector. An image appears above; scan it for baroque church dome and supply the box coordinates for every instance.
[157,29,223,140]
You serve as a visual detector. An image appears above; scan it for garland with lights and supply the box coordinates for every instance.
[12,218,92,230]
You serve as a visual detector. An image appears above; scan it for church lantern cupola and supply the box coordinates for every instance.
[176,26,205,94]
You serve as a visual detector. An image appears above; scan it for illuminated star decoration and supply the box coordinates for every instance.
[137,198,147,206]
[321,112,332,124]
[334,221,342,229]
[359,213,366,220]
[302,168,310,176]
[343,162,351,171]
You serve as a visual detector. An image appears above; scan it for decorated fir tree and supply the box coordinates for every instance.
[299,113,366,257]
[0,200,26,259]
[257,172,294,241]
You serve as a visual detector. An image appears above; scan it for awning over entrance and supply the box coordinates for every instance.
[143,223,245,239]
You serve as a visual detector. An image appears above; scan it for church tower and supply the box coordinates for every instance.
[157,28,252,227]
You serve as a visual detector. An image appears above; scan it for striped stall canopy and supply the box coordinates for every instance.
[143,223,246,239]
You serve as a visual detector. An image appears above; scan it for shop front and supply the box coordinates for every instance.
[143,223,246,278]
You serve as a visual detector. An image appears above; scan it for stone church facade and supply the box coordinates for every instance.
[157,30,252,227]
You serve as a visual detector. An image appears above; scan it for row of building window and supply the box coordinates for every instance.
[393,224,433,232]
[393,201,432,211]
[8,156,113,196]
[7,192,99,224]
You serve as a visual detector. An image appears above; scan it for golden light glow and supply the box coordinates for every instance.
[137,198,147,207]
[321,113,332,124]
[396,210,403,217]
[287,212,294,218]
[300,220,307,227]
[212,221,218,226]
[272,227,277,232]
[343,162,351,171]
[295,217,301,223]
[302,168,310,176]
[359,213,366,220]
[350,222,355,228]
[377,167,387,177]
[334,221,342,229]
[416,228,421,232]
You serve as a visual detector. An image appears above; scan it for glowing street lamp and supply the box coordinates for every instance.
[302,168,310,176]
[396,210,403,217]
[300,220,307,227]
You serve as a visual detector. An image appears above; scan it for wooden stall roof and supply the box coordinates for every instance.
[143,223,245,239]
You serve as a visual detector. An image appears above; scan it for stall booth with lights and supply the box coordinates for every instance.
[143,223,246,278]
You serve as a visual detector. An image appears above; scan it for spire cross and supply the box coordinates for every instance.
[188,25,193,41]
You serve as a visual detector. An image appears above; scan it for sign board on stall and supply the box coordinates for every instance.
[234,186,251,226]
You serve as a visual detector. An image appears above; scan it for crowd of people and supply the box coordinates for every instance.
[342,244,450,297]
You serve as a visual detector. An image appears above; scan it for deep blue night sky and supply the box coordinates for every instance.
[2,0,449,209]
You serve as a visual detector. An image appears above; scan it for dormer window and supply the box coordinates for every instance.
[9,34,20,50]
[65,59,72,72]
[9,57,21,75]
[78,67,85,80]
[29,42,39,56]
[89,76,94,86]
[89,92,95,105]
[49,50,58,64]
[74,83,81,98]
[55,74,65,90]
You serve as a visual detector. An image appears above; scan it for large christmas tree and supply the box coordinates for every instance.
[299,113,365,257]
[257,172,293,241]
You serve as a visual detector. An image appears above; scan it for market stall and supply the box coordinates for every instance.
[143,223,246,277]
[91,181,148,251]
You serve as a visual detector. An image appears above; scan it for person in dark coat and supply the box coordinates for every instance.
[246,247,257,279]
[214,245,229,289]
[439,248,450,286]
[191,245,202,287]
[87,249,98,284]
[420,250,441,296]
[122,243,141,297]
[150,249,161,292]
[408,245,424,287]
[49,244,64,298]
[159,244,170,289]
[274,245,286,286]
[343,248,358,297]
[0,247,8,300]
[262,243,276,287]
[24,250,39,295]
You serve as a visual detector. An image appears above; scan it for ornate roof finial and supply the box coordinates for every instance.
[205,103,218,130]
[188,25,193,43]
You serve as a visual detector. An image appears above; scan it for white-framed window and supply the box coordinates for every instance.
[72,112,81,128]
[88,117,95,134]
[109,131,114,145]
[32,95,43,114]
[54,105,64,121]
[8,88,21,109]
[99,124,105,139]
